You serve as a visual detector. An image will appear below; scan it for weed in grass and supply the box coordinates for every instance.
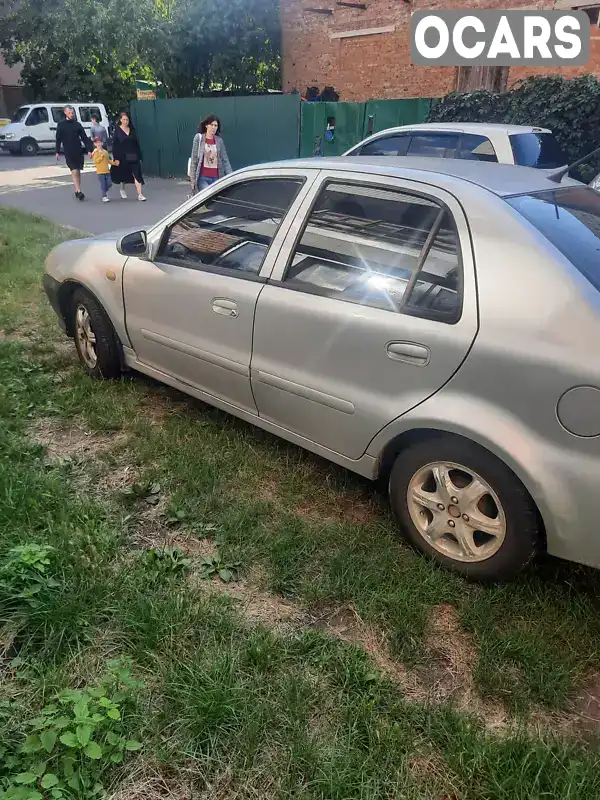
[0,544,61,608]
[0,660,142,800]
[198,553,241,583]
[142,547,192,580]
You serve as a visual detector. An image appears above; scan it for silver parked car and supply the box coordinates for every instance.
[43,157,600,582]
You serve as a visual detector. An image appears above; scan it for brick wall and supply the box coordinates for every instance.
[281,0,600,102]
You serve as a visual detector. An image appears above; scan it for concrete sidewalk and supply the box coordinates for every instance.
[0,152,190,234]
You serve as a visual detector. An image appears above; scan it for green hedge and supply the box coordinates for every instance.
[428,75,600,179]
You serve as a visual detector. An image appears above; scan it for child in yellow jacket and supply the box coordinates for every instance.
[91,137,119,203]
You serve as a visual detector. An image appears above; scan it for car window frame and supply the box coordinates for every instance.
[153,171,318,284]
[268,172,466,325]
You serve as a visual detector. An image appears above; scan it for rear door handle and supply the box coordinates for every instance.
[386,341,430,366]
[212,298,239,318]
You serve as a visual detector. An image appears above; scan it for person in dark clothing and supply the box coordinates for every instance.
[55,105,92,201]
[110,111,146,201]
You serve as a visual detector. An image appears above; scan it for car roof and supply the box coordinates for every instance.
[359,122,551,136]
[247,156,581,197]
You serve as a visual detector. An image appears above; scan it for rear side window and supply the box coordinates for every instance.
[51,107,66,123]
[506,187,600,292]
[407,133,459,159]
[282,181,462,322]
[359,135,410,156]
[509,133,566,169]
[78,106,102,123]
[458,134,498,163]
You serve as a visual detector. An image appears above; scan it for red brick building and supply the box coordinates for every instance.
[281,0,600,101]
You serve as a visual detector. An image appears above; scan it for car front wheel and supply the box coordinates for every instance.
[71,289,121,379]
[388,435,541,582]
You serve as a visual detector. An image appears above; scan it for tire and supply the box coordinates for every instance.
[20,138,39,156]
[71,289,121,380]
[388,434,541,582]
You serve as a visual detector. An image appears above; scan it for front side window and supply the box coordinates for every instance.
[359,135,410,157]
[506,186,600,293]
[407,133,460,159]
[25,107,49,126]
[158,178,304,275]
[78,106,102,123]
[282,181,462,322]
[509,132,566,169]
[51,107,66,123]
[12,106,30,123]
[458,134,498,163]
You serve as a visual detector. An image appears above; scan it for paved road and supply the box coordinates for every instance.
[0,151,190,234]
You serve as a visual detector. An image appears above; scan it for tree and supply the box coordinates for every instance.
[0,0,164,112]
[0,0,281,107]
[155,0,281,97]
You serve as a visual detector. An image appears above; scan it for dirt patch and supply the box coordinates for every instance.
[253,470,381,526]
[293,493,380,526]
[31,417,126,462]
[313,605,414,685]
[95,464,140,494]
[107,767,191,800]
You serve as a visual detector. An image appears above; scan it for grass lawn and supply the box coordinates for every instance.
[2,206,600,799]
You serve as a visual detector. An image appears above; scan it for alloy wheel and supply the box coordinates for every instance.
[407,461,506,563]
[75,304,98,369]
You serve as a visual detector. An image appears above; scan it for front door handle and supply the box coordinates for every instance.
[386,341,430,366]
[212,298,239,318]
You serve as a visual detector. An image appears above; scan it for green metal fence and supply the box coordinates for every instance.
[131,94,301,178]
[299,98,432,158]
[131,94,433,177]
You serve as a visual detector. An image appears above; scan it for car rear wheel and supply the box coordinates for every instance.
[20,138,39,156]
[388,435,541,582]
[71,289,121,380]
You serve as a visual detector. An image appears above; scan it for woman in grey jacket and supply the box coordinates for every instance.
[189,115,232,194]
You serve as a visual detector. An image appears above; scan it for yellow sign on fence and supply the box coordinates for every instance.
[136,89,156,101]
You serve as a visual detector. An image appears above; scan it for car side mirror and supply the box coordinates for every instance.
[117,230,148,258]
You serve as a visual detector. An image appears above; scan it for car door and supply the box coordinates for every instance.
[250,171,478,460]
[24,106,52,149]
[122,170,317,414]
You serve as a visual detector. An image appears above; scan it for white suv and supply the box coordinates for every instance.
[343,122,567,170]
[0,102,110,156]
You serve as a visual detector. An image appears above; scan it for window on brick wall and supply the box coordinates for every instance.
[456,66,508,94]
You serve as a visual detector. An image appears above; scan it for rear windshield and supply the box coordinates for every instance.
[11,106,30,123]
[506,186,600,292]
[509,132,566,169]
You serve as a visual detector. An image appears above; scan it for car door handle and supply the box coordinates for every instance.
[212,298,239,318]
[386,341,430,366]
[50,126,57,130]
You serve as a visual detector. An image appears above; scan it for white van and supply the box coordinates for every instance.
[0,102,109,156]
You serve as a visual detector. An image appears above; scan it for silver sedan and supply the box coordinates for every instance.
[43,156,600,582]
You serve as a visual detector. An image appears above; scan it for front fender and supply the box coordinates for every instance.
[44,237,130,348]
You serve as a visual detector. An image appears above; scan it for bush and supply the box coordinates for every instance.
[428,75,600,179]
